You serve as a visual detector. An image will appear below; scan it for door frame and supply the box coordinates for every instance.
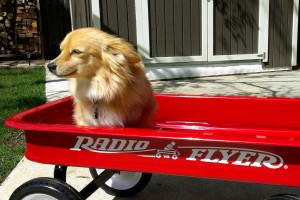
[134,0,269,64]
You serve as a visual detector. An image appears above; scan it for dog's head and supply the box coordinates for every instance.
[47,28,141,78]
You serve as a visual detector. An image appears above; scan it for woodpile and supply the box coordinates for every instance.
[0,0,40,56]
[15,0,40,54]
[0,0,16,55]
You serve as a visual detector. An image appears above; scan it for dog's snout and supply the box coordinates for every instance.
[47,62,57,73]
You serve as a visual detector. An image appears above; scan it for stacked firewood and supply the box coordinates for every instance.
[0,0,16,55]
[0,0,40,56]
[15,0,40,54]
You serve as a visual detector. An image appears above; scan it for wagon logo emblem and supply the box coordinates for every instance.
[71,136,287,170]
[155,142,180,160]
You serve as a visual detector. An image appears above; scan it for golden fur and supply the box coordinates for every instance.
[49,28,157,128]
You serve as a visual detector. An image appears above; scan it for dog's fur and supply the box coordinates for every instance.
[48,28,157,128]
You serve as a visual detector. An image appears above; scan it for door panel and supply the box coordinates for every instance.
[149,0,203,57]
[208,0,269,61]
[213,0,259,55]
[138,0,207,63]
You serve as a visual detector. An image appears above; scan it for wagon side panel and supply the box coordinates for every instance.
[24,130,300,187]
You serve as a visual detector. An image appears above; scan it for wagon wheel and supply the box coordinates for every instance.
[264,194,300,200]
[89,168,152,197]
[9,177,82,200]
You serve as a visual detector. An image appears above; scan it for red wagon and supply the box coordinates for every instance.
[5,94,300,200]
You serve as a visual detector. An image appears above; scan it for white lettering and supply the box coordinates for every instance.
[71,136,93,151]
[263,154,283,169]
[123,140,137,151]
[185,147,284,169]
[135,141,150,150]
[251,153,283,169]
[107,139,127,151]
[186,149,206,161]
[70,136,150,153]
[201,149,219,163]
[72,138,285,170]
[218,150,239,164]
[91,138,110,151]
[232,151,256,166]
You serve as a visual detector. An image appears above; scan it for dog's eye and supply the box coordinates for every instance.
[71,49,82,55]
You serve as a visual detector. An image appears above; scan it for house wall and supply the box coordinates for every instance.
[40,0,91,59]
[147,0,261,58]
[98,0,137,47]
[70,0,92,29]
[40,0,72,59]
[41,0,298,72]
[91,0,296,68]
[268,0,294,68]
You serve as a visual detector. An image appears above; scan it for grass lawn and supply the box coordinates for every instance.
[0,67,46,183]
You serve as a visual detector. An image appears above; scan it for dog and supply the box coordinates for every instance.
[47,28,157,128]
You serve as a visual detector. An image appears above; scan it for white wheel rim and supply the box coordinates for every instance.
[95,169,142,190]
[22,193,57,200]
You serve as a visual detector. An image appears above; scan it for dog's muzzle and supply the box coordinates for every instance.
[47,62,57,73]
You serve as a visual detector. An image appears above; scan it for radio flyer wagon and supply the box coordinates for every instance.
[5,94,300,200]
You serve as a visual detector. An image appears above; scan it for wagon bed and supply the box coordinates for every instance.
[6,94,300,199]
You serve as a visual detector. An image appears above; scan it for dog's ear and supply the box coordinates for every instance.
[88,67,131,103]
[88,37,143,103]
[118,46,141,65]
[99,38,145,78]
[88,53,132,103]
[107,39,141,65]
[92,42,104,62]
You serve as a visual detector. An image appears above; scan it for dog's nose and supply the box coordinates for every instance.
[47,62,57,73]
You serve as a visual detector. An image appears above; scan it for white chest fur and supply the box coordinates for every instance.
[68,78,127,127]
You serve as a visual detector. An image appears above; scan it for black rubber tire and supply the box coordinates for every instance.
[9,177,82,200]
[89,168,152,197]
[265,194,300,200]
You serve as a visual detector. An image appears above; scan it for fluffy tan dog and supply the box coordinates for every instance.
[47,28,157,128]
